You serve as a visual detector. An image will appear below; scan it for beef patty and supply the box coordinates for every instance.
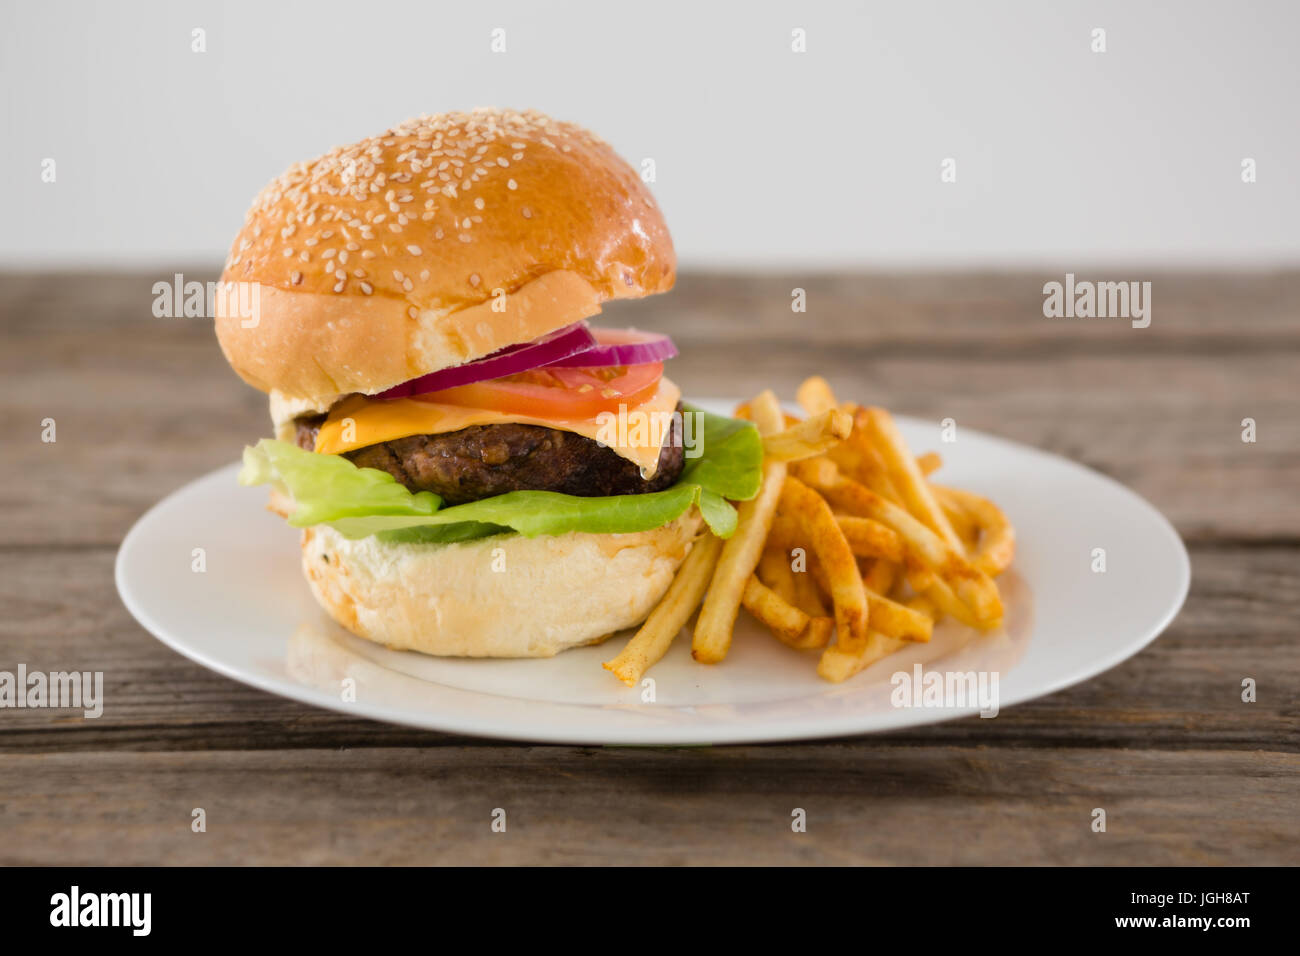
[296,404,685,505]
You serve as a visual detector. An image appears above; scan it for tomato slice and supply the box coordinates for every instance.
[417,362,664,419]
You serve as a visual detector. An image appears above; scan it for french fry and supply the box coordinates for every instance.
[916,451,942,476]
[765,512,806,552]
[835,514,904,562]
[903,553,937,593]
[939,494,981,552]
[622,377,1014,686]
[693,390,787,664]
[933,485,1016,576]
[786,509,904,563]
[924,576,997,630]
[779,476,869,653]
[827,409,903,502]
[818,630,907,683]
[865,588,933,642]
[792,460,1004,624]
[805,538,930,642]
[762,408,853,462]
[906,594,939,619]
[862,406,965,554]
[757,545,798,604]
[861,557,897,596]
[742,576,832,650]
[792,553,829,616]
[604,533,723,686]
[796,376,838,416]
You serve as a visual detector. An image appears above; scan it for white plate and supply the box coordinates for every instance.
[116,402,1189,745]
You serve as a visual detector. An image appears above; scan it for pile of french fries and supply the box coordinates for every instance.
[604,377,1015,685]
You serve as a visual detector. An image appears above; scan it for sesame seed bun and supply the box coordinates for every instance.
[301,510,703,658]
[214,108,675,411]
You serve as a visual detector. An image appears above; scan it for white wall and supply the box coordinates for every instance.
[3,0,1297,268]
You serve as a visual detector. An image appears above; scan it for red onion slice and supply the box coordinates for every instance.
[544,328,678,368]
[374,321,597,399]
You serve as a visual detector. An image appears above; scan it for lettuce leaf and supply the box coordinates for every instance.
[238,404,761,544]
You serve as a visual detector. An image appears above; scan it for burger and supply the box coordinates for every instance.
[215,109,761,657]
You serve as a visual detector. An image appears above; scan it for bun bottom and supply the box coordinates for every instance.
[301,511,703,658]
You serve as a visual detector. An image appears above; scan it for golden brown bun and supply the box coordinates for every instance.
[301,513,702,658]
[215,108,675,410]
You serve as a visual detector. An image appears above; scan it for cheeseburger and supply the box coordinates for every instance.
[216,109,761,657]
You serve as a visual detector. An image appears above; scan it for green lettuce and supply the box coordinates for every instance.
[238,404,762,544]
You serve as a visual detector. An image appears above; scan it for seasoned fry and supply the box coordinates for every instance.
[603,533,723,686]
[786,509,903,563]
[615,376,1015,686]
[792,554,829,616]
[905,593,939,619]
[862,406,965,553]
[762,408,853,462]
[826,415,903,502]
[933,485,1016,576]
[903,553,937,593]
[779,476,869,653]
[809,553,932,643]
[861,557,897,596]
[924,576,997,630]
[939,494,981,551]
[692,390,787,664]
[757,545,798,603]
[793,460,1003,624]
[818,630,907,683]
[796,376,838,416]
[742,576,832,650]
[835,515,904,562]
[765,512,807,552]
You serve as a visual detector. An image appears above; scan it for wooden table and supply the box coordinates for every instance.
[2,270,1296,865]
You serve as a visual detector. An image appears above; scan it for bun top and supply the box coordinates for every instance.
[214,108,675,410]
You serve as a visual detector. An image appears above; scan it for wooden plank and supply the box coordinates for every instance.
[1,747,1294,865]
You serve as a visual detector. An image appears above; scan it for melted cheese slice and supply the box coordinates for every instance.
[314,376,682,478]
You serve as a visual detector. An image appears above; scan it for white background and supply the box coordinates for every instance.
[2,0,1297,268]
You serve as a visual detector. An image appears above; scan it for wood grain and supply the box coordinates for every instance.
[0,270,1296,865]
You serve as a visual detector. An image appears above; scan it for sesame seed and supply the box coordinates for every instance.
[360,281,373,295]
[291,271,303,285]
[406,245,422,255]
[507,179,517,190]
